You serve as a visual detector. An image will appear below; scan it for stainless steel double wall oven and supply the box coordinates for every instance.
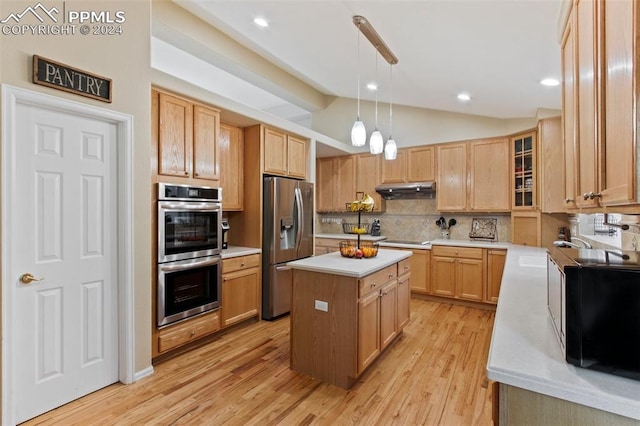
[157,183,222,327]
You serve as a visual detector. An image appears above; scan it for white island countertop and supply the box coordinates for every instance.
[487,244,640,420]
[287,249,411,278]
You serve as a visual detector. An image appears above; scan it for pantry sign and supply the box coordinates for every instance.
[32,55,112,102]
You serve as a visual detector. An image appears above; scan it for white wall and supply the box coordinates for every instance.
[0,0,153,380]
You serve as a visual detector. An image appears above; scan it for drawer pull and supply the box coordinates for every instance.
[190,331,196,337]
[388,274,393,279]
[241,262,245,267]
[371,283,377,288]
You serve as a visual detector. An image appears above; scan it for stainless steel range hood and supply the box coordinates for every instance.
[375,182,436,200]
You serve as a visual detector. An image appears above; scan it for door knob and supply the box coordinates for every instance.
[19,273,43,284]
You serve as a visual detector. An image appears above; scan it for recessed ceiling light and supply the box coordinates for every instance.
[254,17,269,28]
[541,78,560,86]
[457,93,471,101]
[367,83,378,91]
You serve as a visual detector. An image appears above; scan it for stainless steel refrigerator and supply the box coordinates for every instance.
[262,176,314,320]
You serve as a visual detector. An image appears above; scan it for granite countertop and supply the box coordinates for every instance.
[487,244,640,420]
[287,249,411,278]
[221,245,261,259]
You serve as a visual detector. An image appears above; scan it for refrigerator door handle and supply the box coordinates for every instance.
[294,187,303,253]
[275,265,291,271]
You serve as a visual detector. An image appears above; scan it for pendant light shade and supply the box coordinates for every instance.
[351,120,366,146]
[351,25,366,146]
[384,63,397,160]
[370,130,384,154]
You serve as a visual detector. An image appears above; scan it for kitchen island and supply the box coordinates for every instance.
[287,249,412,389]
[487,245,640,424]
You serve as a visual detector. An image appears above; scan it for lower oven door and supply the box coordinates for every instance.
[157,255,221,327]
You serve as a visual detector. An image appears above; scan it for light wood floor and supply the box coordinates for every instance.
[23,298,496,425]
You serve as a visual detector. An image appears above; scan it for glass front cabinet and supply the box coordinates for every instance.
[511,131,537,209]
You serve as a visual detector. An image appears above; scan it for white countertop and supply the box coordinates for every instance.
[221,245,261,259]
[487,244,640,420]
[287,248,412,278]
[431,238,510,250]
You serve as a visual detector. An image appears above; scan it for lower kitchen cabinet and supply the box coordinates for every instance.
[431,246,486,302]
[397,260,411,329]
[315,237,340,255]
[157,310,221,354]
[486,249,507,303]
[386,247,430,294]
[221,254,260,328]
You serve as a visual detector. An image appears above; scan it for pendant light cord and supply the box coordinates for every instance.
[389,64,393,137]
[356,28,361,119]
[374,51,378,128]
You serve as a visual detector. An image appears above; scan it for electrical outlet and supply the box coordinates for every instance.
[314,300,328,312]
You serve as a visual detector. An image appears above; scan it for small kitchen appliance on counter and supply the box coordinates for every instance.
[547,246,640,381]
[221,218,230,249]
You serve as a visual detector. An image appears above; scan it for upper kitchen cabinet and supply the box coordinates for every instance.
[381,146,435,183]
[355,153,384,212]
[316,155,356,212]
[469,137,510,212]
[436,142,467,211]
[219,123,244,211]
[262,126,309,179]
[562,0,638,208]
[538,118,567,213]
[154,89,220,183]
[437,138,510,212]
[561,16,577,210]
[511,131,537,210]
[407,146,436,182]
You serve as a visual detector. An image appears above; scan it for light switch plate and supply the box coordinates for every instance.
[314,300,328,312]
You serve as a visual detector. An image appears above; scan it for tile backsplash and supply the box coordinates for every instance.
[316,198,511,242]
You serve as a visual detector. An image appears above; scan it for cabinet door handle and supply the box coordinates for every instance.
[184,171,189,176]
[565,197,574,203]
[588,192,602,200]
[371,283,377,288]
[388,274,393,279]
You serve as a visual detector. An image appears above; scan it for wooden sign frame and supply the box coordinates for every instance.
[32,55,112,103]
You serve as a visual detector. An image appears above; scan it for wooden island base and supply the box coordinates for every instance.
[288,250,412,389]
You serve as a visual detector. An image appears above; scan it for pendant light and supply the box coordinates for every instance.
[369,51,383,155]
[351,25,366,146]
[384,63,397,160]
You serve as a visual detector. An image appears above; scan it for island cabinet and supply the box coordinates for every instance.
[289,251,411,389]
[431,246,485,302]
[152,89,220,184]
[221,254,260,328]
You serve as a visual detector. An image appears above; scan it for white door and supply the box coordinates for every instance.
[10,102,119,423]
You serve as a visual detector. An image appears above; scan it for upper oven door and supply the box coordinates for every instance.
[158,200,222,263]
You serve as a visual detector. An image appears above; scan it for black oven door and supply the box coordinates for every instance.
[157,255,221,327]
[158,201,222,263]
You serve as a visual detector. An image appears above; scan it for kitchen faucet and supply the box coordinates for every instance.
[553,237,593,249]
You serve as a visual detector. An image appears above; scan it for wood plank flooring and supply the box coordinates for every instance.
[23,299,496,425]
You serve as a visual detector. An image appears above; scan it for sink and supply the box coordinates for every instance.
[518,255,547,268]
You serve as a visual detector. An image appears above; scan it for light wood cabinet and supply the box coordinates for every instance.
[486,249,507,304]
[436,143,467,211]
[511,211,540,246]
[397,270,411,330]
[437,139,510,212]
[431,246,485,302]
[315,238,340,255]
[221,254,260,328]
[157,310,220,354]
[355,153,384,212]
[381,149,407,183]
[561,18,577,210]
[470,138,510,211]
[262,126,309,179]
[511,131,537,210]
[407,146,436,182]
[562,0,639,209]
[316,156,356,212]
[155,90,220,183]
[219,123,244,211]
[291,258,410,389]
[386,247,430,294]
[539,118,566,213]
